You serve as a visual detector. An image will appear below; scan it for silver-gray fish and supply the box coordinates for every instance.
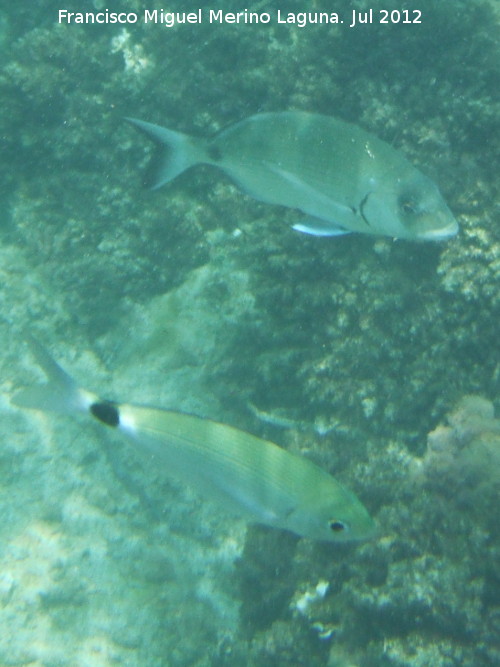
[126,111,458,241]
[13,337,376,543]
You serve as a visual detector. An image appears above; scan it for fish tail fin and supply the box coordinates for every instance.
[12,335,95,415]
[125,117,205,190]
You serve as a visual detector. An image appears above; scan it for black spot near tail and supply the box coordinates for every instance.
[91,401,120,427]
[207,144,222,161]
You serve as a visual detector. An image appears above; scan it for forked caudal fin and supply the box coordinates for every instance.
[125,117,206,189]
[12,336,96,416]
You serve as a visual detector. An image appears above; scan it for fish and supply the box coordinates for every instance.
[12,337,376,543]
[126,111,458,242]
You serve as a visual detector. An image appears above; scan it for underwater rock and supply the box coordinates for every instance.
[110,253,257,418]
[412,395,500,506]
[2,0,499,664]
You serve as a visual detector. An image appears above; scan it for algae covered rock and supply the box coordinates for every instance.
[416,395,500,503]
[1,0,500,664]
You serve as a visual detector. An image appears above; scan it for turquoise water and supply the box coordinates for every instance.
[0,1,499,664]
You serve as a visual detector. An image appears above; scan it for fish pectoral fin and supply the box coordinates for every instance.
[292,218,352,237]
[264,161,354,216]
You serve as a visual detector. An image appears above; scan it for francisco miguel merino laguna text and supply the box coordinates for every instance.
[58,8,423,29]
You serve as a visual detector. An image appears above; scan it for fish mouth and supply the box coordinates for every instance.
[417,219,459,241]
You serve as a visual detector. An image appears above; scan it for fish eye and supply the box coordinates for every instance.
[400,199,418,216]
[398,192,422,217]
[329,519,348,533]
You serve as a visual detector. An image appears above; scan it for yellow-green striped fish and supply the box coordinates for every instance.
[13,338,375,543]
[126,111,458,242]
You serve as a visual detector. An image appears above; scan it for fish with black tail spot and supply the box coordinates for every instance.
[13,337,376,543]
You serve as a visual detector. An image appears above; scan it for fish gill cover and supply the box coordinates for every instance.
[0,0,499,665]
